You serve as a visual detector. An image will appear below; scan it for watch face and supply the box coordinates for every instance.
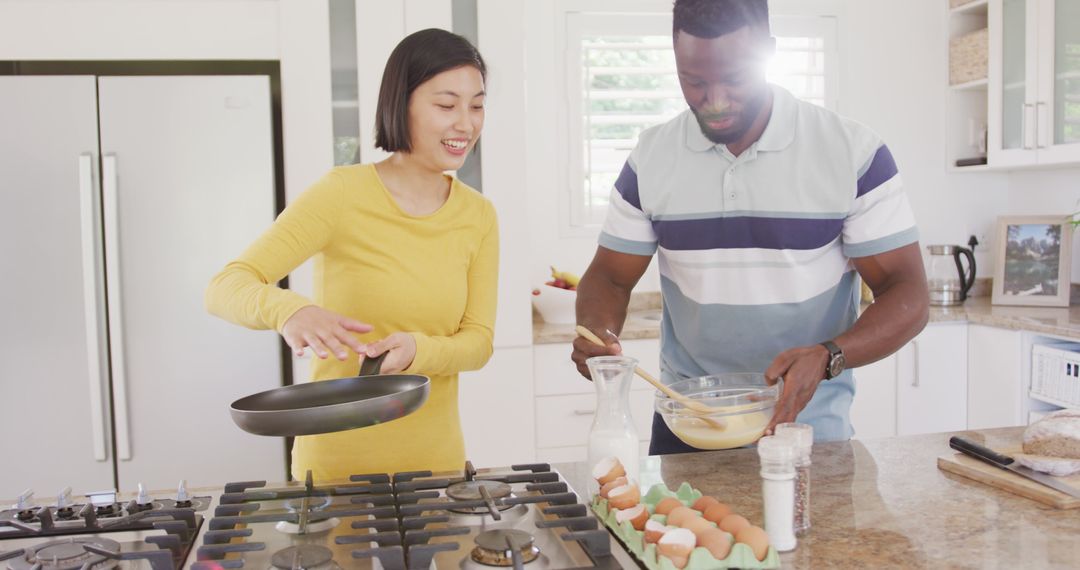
[829,354,846,378]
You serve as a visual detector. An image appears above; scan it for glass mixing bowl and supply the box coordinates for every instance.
[654,373,780,450]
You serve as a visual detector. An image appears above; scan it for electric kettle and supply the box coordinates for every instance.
[926,244,976,306]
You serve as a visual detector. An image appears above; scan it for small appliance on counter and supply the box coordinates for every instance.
[927,244,977,306]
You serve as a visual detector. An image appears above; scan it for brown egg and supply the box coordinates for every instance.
[718,513,751,535]
[696,527,733,560]
[703,502,733,524]
[680,515,715,538]
[599,476,628,499]
[644,519,670,544]
[692,495,720,513]
[606,483,640,510]
[657,528,695,569]
[735,525,770,561]
[653,497,683,516]
[614,503,649,531]
[665,506,699,527]
[592,457,626,486]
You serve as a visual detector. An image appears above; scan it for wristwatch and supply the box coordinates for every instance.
[820,340,846,380]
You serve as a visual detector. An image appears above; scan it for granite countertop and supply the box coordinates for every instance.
[556,427,1080,569]
[535,294,1080,344]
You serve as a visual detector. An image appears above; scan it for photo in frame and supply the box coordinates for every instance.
[991,215,1073,307]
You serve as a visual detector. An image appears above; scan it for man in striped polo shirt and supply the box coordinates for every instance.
[572,0,929,452]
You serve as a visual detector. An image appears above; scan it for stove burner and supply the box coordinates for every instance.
[471,529,540,567]
[15,510,34,522]
[94,504,119,518]
[447,480,516,515]
[447,480,512,502]
[9,537,120,570]
[54,508,75,520]
[274,517,341,535]
[283,495,332,512]
[270,545,334,570]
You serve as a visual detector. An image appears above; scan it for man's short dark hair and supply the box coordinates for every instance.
[672,0,770,39]
[375,28,487,153]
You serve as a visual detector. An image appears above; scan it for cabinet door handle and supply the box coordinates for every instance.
[573,409,595,416]
[911,340,920,388]
[103,154,132,461]
[1036,102,1049,148]
[1023,104,1036,150]
[78,154,109,462]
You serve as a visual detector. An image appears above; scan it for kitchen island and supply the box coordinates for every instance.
[557,427,1080,569]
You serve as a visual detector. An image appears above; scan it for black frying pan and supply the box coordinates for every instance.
[229,352,430,436]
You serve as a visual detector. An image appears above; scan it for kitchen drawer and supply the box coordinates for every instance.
[536,441,652,465]
[536,446,587,463]
[534,391,655,448]
[534,339,661,396]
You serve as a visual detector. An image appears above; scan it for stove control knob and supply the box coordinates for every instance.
[56,487,72,509]
[175,480,192,507]
[14,489,33,511]
[136,483,151,507]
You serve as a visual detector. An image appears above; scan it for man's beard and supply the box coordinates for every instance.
[692,94,767,145]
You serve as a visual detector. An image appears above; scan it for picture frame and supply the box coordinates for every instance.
[991,215,1073,307]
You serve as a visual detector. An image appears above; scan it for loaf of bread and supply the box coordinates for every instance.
[1015,453,1080,477]
[1022,409,1080,459]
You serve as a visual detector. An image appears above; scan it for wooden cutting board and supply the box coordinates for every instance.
[937,447,1080,509]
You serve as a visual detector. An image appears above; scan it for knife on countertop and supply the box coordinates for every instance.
[949,436,1080,498]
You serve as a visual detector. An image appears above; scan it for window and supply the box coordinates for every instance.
[564,12,839,228]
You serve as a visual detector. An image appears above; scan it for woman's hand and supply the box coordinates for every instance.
[361,333,417,374]
[281,305,373,360]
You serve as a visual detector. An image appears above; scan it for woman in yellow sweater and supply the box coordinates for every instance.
[205,29,496,480]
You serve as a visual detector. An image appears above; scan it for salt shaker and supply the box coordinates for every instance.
[775,422,814,535]
[757,435,797,552]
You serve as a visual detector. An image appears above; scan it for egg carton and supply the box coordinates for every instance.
[592,483,781,570]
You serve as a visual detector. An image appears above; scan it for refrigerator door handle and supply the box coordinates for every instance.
[103,154,133,461]
[1036,101,1049,149]
[79,153,109,462]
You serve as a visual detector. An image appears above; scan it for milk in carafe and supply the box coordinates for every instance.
[585,356,640,491]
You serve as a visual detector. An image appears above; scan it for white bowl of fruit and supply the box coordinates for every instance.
[532,266,578,324]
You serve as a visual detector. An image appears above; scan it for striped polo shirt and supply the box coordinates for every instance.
[599,85,918,442]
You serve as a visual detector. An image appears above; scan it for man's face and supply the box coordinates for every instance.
[674,26,773,145]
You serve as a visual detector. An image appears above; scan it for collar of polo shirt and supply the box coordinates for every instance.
[683,84,797,154]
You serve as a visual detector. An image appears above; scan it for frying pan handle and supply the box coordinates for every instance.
[358,351,389,376]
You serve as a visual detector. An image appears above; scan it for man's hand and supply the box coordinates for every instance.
[763,344,831,434]
[571,328,623,379]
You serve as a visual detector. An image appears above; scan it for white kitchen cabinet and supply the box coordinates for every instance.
[896,322,969,435]
[988,0,1080,167]
[850,354,898,439]
[458,346,536,467]
[0,75,285,499]
[967,325,1024,428]
[533,338,661,458]
[534,339,661,396]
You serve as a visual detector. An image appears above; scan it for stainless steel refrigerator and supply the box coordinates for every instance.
[0,75,285,499]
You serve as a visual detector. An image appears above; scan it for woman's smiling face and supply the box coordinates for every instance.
[406,65,486,172]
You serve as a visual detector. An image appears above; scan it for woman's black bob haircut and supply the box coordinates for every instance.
[374,28,487,153]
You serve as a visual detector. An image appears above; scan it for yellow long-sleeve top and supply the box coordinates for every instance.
[206,164,498,480]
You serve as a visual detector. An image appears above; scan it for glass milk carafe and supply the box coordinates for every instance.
[586,356,640,486]
[926,244,976,306]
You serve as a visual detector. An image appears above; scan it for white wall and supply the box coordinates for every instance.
[1002,167,1080,282]
[839,0,1011,279]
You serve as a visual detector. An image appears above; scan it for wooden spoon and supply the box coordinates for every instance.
[575,325,727,429]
